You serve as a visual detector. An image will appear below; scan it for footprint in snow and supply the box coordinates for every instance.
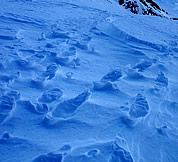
[42,63,59,80]
[129,93,149,118]
[133,59,152,72]
[38,88,63,104]
[43,89,92,125]
[154,71,168,90]
[93,69,122,91]
[149,71,168,98]
[31,63,59,89]
[51,89,92,118]
[109,134,134,162]
[101,69,122,82]
[35,63,58,82]
[0,95,15,125]
[56,46,81,68]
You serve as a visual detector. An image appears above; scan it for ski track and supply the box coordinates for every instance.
[0,0,178,161]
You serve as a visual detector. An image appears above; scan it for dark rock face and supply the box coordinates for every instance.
[119,0,124,5]
[118,0,170,18]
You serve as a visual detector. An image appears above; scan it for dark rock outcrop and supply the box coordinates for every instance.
[118,0,177,19]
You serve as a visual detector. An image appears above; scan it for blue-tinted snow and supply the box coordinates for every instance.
[0,0,178,161]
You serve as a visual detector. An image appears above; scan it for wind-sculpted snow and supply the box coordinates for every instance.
[0,0,177,161]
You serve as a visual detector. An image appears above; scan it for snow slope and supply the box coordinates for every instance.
[0,0,178,161]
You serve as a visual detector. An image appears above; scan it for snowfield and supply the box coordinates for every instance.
[0,0,178,161]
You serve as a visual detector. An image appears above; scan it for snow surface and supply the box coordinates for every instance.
[0,0,178,161]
